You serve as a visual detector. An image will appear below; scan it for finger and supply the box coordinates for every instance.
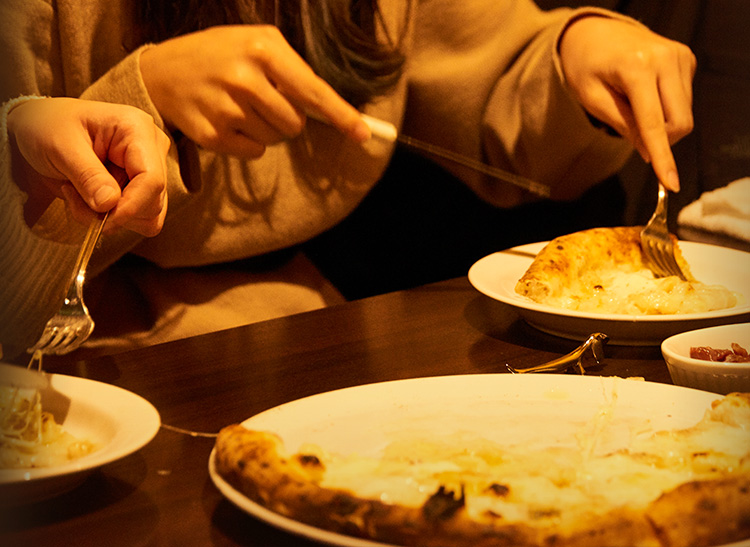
[109,128,171,236]
[234,77,307,139]
[258,34,370,142]
[228,94,291,145]
[216,129,267,158]
[677,46,697,104]
[175,100,270,157]
[643,44,694,147]
[59,183,99,224]
[657,72,694,147]
[626,78,680,191]
[571,82,651,160]
[113,176,168,237]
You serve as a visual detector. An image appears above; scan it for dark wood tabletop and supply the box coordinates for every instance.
[2,276,673,547]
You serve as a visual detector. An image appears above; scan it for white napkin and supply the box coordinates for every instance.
[677,177,750,243]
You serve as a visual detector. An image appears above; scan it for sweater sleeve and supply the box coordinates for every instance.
[404,1,635,207]
[0,97,80,358]
[75,46,192,274]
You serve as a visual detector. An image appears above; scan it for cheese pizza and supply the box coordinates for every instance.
[214,391,750,547]
[514,227,739,314]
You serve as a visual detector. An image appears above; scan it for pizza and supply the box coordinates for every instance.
[213,390,750,547]
[514,226,739,314]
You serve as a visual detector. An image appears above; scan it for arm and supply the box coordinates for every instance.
[404,1,693,205]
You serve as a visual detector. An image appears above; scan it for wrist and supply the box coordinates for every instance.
[139,45,177,132]
[6,101,58,227]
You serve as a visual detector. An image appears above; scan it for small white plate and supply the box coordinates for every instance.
[0,370,161,504]
[209,374,747,547]
[468,241,750,345]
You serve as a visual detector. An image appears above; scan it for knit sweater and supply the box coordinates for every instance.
[0,0,633,358]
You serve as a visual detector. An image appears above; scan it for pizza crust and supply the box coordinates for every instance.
[648,477,750,547]
[214,426,657,547]
[214,393,750,547]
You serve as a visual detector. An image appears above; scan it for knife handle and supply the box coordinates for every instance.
[306,110,398,143]
[360,114,398,142]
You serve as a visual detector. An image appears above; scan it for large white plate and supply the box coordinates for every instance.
[468,240,750,345]
[0,371,161,504]
[208,374,750,547]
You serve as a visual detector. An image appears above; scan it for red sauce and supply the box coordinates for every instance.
[690,343,750,363]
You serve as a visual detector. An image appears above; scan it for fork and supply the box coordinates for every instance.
[506,333,609,374]
[639,183,687,281]
[27,211,108,355]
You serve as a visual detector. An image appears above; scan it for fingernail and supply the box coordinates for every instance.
[667,169,680,192]
[353,120,371,143]
[94,186,117,207]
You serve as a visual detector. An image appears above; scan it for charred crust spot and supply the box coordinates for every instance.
[297,454,323,467]
[331,493,362,516]
[594,284,603,290]
[698,497,718,511]
[422,485,465,522]
[237,459,246,470]
[530,508,560,519]
[486,483,510,497]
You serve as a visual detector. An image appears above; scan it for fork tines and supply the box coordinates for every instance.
[640,184,688,281]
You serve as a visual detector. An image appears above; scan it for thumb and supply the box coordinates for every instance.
[53,145,123,212]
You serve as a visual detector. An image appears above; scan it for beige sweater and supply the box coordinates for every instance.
[0,0,632,358]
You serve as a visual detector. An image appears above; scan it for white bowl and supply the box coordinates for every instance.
[661,322,750,394]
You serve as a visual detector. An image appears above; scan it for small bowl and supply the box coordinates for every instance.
[661,322,750,394]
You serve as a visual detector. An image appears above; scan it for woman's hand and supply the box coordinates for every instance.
[559,16,696,192]
[8,97,171,236]
[139,25,371,158]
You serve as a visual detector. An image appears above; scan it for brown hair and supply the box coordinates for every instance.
[136,0,407,107]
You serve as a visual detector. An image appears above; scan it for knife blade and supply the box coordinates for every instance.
[359,114,551,198]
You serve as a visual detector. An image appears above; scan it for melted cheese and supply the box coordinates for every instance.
[542,267,738,314]
[306,394,750,526]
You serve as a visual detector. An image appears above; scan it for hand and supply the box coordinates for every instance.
[7,97,171,236]
[559,16,696,192]
[139,25,371,158]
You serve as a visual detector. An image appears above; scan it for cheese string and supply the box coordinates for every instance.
[160,423,218,438]
[0,351,44,447]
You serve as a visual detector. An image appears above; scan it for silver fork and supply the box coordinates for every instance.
[639,183,687,281]
[506,333,609,374]
[27,212,108,355]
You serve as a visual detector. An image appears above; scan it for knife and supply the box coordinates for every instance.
[359,114,551,198]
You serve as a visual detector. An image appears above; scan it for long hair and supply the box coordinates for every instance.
[135,0,407,107]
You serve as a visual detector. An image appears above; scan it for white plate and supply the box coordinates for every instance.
[0,371,161,504]
[208,374,749,547]
[468,240,750,345]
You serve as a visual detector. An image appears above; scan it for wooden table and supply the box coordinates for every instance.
[2,276,672,547]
